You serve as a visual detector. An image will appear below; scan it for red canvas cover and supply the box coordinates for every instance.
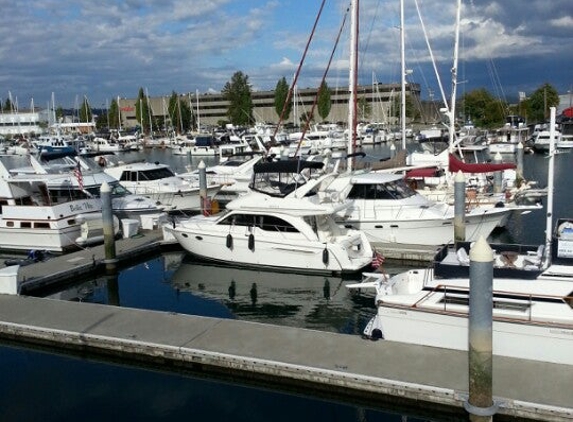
[448,154,515,173]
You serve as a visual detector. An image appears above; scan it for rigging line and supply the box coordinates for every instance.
[358,0,382,82]
[293,6,350,159]
[413,0,450,115]
[272,0,328,140]
[466,0,508,118]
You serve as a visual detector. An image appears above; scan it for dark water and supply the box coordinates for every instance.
[2,144,570,421]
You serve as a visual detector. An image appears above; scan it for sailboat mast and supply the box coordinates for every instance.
[400,0,407,150]
[146,88,153,137]
[545,107,557,267]
[347,0,359,172]
[448,0,462,149]
[196,89,200,132]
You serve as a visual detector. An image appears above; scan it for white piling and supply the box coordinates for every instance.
[465,237,497,421]
[101,181,117,273]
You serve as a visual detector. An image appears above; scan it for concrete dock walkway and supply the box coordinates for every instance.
[0,230,571,420]
[0,294,571,421]
[14,230,166,292]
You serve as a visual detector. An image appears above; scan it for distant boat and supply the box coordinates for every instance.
[0,157,116,252]
[532,129,573,152]
[101,156,221,213]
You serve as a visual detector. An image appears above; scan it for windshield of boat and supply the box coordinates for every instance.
[347,178,417,200]
[85,181,130,197]
[408,141,448,155]
[120,167,174,182]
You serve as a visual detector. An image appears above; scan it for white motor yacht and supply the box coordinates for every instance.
[165,161,374,275]
[100,156,221,213]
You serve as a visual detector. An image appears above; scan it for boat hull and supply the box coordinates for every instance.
[167,223,372,276]
[366,307,573,365]
[339,210,507,246]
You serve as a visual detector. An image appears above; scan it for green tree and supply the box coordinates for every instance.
[95,111,108,130]
[108,99,120,130]
[135,87,152,134]
[461,88,505,129]
[522,83,559,124]
[317,81,331,121]
[390,93,416,123]
[358,96,371,121]
[222,71,253,125]
[3,98,13,112]
[168,91,193,134]
[274,77,292,121]
[79,96,93,123]
[56,106,65,123]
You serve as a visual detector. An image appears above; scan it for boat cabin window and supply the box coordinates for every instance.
[218,213,298,233]
[137,167,175,181]
[85,181,130,197]
[218,213,255,227]
[120,169,178,182]
[48,188,90,203]
[347,179,416,200]
[258,215,298,232]
[451,147,491,164]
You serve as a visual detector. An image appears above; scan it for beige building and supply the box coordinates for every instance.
[118,82,422,130]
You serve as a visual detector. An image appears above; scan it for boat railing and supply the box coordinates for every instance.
[413,283,573,323]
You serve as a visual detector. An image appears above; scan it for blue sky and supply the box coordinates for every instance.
[1,0,571,109]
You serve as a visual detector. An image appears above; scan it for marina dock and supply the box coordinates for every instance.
[0,233,571,421]
[0,294,571,421]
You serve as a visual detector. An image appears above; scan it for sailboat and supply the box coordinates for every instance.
[346,107,573,365]
[298,0,516,247]
[397,0,545,212]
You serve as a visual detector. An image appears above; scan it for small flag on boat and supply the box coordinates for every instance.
[74,160,84,191]
[371,251,385,269]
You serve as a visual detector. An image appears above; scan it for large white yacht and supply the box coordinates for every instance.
[165,161,374,275]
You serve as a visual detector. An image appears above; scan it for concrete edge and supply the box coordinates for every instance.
[0,319,571,422]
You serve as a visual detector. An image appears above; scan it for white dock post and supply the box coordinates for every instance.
[516,142,524,183]
[465,237,498,421]
[198,160,208,215]
[101,181,117,274]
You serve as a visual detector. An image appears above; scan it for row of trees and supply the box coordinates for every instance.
[73,72,562,133]
[95,89,194,134]
[461,83,560,128]
[222,72,333,127]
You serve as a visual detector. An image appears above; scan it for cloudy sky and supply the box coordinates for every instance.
[1,0,571,110]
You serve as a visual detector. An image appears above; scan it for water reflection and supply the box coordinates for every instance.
[169,255,375,334]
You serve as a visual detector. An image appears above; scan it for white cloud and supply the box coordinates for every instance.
[0,0,570,107]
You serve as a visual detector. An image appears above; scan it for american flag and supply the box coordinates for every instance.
[74,161,84,191]
[371,251,385,269]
